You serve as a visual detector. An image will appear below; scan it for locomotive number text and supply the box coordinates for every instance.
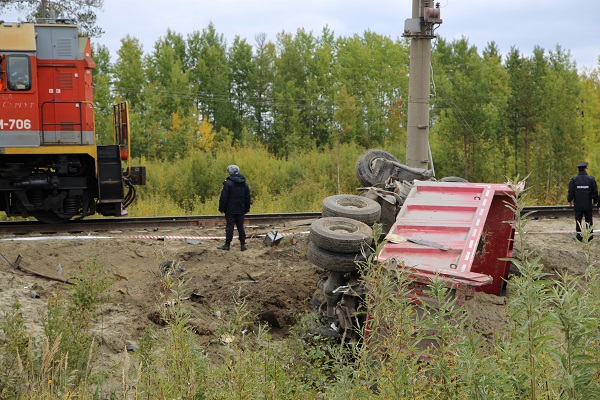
[0,119,32,130]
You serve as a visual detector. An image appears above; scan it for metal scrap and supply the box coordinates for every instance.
[385,234,450,250]
[263,230,283,247]
[406,237,450,251]
[0,252,22,269]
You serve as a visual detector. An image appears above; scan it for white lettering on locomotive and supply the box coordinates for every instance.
[0,119,32,130]
[2,101,36,109]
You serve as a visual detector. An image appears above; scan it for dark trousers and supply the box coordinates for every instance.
[225,213,246,244]
[575,209,594,241]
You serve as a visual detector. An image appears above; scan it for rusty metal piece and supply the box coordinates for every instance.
[0,252,22,269]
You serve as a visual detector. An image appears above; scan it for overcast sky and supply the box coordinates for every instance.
[4,0,600,71]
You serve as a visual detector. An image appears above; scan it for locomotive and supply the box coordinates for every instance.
[0,19,145,222]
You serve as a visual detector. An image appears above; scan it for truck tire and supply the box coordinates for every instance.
[309,217,373,254]
[355,149,399,187]
[440,176,468,182]
[322,194,381,226]
[307,242,371,273]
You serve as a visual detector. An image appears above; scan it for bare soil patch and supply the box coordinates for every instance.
[0,215,598,371]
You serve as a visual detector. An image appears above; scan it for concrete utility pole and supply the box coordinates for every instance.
[404,0,442,169]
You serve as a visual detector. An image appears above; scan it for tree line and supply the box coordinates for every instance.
[90,23,600,204]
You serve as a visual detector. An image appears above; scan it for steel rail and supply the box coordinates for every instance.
[0,212,321,234]
[522,205,574,219]
[0,206,579,235]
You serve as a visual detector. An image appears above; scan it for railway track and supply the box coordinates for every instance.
[0,212,320,235]
[0,206,575,236]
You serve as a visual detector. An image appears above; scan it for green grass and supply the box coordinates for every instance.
[2,178,600,398]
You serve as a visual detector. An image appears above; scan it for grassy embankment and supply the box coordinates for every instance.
[2,179,600,398]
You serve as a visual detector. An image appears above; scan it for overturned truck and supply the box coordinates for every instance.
[309,149,517,342]
[307,0,518,343]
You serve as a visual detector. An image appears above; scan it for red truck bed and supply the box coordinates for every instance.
[377,181,516,297]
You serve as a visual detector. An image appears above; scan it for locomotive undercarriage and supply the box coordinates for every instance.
[0,154,108,222]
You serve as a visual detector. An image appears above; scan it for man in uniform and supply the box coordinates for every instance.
[567,161,599,242]
[217,165,251,251]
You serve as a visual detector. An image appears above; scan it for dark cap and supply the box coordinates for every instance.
[577,162,589,169]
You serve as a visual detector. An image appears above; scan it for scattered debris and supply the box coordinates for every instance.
[190,291,205,303]
[284,218,317,228]
[125,344,139,352]
[134,248,145,258]
[0,252,22,269]
[2,252,73,285]
[385,234,451,250]
[164,300,178,307]
[159,260,184,276]
[385,233,407,243]
[185,239,203,245]
[263,230,283,247]
[406,237,451,251]
[220,334,235,344]
[317,323,339,338]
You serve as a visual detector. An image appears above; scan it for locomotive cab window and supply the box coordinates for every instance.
[7,55,31,91]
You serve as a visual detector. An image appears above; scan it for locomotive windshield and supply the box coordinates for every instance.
[7,55,31,91]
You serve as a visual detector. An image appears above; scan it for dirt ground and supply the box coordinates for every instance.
[0,214,598,372]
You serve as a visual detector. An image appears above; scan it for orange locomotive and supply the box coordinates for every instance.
[0,19,145,222]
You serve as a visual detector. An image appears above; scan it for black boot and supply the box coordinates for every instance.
[240,242,247,251]
[217,243,230,251]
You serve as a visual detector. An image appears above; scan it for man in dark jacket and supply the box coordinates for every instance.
[218,165,251,251]
[567,161,599,242]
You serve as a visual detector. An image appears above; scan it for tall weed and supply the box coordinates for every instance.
[131,142,365,216]
[0,300,30,398]
[548,271,600,398]
[0,260,112,398]
[124,264,210,399]
[501,178,554,398]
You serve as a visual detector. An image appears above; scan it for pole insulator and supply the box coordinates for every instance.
[424,7,442,23]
